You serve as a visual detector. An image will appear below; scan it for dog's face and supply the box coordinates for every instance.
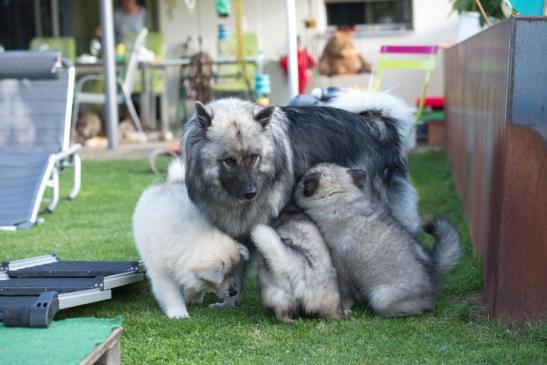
[294,163,367,209]
[193,100,277,202]
[187,241,250,301]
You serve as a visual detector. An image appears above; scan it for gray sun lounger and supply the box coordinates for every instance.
[0,51,81,231]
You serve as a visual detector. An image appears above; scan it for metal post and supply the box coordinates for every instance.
[34,0,43,38]
[100,0,119,149]
[51,0,60,37]
[285,0,299,98]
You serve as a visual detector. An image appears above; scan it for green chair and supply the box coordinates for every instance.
[29,37,76,63]
[374,45,439,129]
[213,33,257,98]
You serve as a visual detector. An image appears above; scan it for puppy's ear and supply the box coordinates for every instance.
[198,262,225,285]
[347,168,367,189]
[238,244,250,261]
[195,101,213,129]
[303,173,321,197]
[253,106,275,127]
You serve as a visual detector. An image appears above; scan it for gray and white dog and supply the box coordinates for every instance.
[183,93,419,306]
[251,204,342,323]
[294,163,461,317]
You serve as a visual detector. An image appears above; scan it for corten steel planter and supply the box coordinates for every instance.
[445,16,547,322]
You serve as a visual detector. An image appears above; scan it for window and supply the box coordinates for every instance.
[325,0,413,33]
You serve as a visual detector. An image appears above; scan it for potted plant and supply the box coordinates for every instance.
[452,0,505,41]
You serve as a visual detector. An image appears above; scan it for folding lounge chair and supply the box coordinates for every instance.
[0,51,81,231]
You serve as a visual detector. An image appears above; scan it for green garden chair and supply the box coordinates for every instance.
[374,45,439,128]
[213,33,257,98]
[29,37,76,63]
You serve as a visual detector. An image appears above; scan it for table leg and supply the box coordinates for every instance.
[139,63,150,129]
[160,66,170,140]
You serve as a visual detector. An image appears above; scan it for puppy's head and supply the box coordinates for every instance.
[190,238,250,300]
[294,163,368,209]
[191,99,278,203]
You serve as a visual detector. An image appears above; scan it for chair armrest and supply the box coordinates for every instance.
[74,74,104,94]
[54,143,82,161]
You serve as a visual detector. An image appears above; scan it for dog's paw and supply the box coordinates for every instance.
[208,295,240,308]
[165,309,190,319]
[342,308,353,317]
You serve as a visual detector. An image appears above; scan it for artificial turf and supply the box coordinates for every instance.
[0,150,545,364]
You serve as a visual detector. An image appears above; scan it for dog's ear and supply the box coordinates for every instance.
[238,244,250,261]
[198,262,225,285]
[253,106,275,127]
[195,101,213,128]
[347,168,367,189]
[303,172,321,197]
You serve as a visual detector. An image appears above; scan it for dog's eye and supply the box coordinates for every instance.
[224,157,237,167]
[250,154,260,164]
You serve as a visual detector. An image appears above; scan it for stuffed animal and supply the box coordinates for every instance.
[318,31,372,76]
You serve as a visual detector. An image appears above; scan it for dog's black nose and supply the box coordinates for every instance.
[242,184,257,200]
[243,191,256,200]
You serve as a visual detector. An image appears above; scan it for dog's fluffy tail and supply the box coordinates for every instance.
[325,89,415,151]
[424,220,461,282]
[166,158,186,183]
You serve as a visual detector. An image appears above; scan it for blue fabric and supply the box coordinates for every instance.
[0,51,62,80]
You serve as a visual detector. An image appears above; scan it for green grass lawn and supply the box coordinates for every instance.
[1,150,546,364]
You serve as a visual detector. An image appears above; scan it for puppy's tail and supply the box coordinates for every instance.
[166,158,186,183]
[424,220,461,282]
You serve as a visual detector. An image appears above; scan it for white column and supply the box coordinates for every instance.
[285,0,299,98]
[100,0,119,149]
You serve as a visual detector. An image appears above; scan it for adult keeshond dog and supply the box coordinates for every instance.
[183,92,419,305]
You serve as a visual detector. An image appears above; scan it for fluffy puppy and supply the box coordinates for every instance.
[251,205,342,323]
[133,160,249,318]
[294,163,461,317]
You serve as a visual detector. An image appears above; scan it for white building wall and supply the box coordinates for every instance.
[158,0,460,107]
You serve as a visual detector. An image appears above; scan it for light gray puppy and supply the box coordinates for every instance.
[251,204,342,323]
[294,163,461,317]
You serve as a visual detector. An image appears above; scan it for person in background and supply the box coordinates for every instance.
[114,0,147,41]
[94,0,147,42]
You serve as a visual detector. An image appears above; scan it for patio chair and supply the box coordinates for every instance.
[0,51,81,231]
[374,45,439,128]
[213,33,258,99]
[29,37,77,62]
[71,29,147,133]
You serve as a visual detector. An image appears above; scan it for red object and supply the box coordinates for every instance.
[279,48,315,94]
[417,96,445,110]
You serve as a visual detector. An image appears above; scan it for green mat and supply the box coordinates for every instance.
[0,317,122,365]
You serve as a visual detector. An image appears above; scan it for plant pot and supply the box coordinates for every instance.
[456,11,484,42]
[511,0,545,16]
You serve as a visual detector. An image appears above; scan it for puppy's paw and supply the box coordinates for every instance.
[342,308,353,317]
[165,308,190,319]
[208,295,240,308]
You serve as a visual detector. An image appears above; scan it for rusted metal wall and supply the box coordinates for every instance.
[445,17,547,322]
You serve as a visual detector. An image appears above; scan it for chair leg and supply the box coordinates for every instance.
[47,167,60,212]
[72,99,81,131]
[124,92,144,133]
[68,153,81,200]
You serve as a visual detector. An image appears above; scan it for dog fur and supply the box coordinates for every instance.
[294,163,460,317]
[132,160,249,318]
[183,97,419,306]
[251,204,342,323]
